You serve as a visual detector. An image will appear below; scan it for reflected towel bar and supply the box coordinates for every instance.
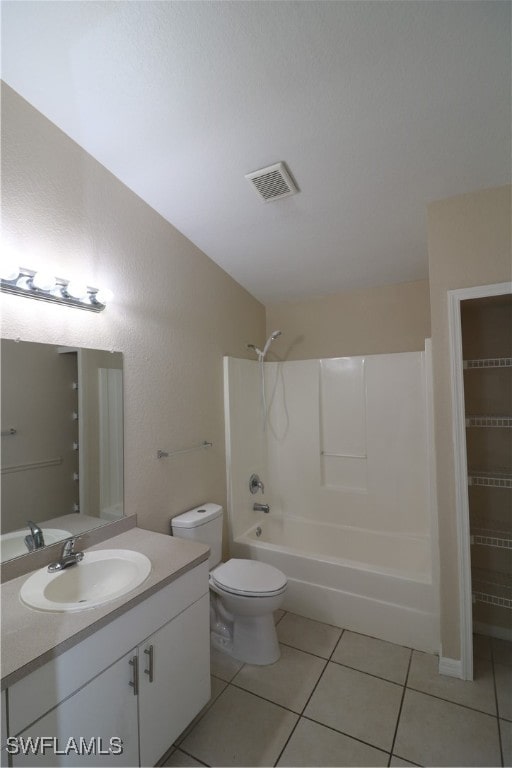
[157,441,213,459]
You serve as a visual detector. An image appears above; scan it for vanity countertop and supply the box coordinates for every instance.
[1,527,209,689]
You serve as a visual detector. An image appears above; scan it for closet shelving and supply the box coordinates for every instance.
[464,357,512,369]
[466,415,512,428]
[468,470,512,489]
[470,518,512,550]
[462,300,512,630]
[472,568,512,611]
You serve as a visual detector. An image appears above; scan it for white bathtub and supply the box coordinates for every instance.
[231,517,440,653]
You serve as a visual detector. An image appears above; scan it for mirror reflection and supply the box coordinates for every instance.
[1,340,124,563]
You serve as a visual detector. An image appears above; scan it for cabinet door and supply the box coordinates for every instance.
[10,651,139,767]
[1,689,8,767]
[139,594,210,767]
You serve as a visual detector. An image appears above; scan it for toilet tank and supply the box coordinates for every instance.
[171,503,223,569]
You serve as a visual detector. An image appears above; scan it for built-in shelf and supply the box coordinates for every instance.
[472,568,512,611]
[468,471,512,489]
[464,357,512,369]
[466,415,512,428]
[471,528,512,550]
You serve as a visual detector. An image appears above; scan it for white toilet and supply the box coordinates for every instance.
[171,503,287,665]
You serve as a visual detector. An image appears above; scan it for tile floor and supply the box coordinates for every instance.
[161,611,512,767]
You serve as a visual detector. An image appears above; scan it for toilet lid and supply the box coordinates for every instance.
[211,559,287,597]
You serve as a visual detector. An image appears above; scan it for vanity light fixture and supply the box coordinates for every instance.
[0,265,112,312]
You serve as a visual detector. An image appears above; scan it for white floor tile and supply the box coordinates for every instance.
[500,718,512,766]
[493,637,512,667]
[174,676,227,746]
[408,650,496,714]
[277,612,342,658]
[232,643,326,712]
[274,609,286,625]
[180,685,298,767]
[332,630,411,684]
[277,717,389,766]
[495,663,512,721]
[162,748,206,767]
[394,689,501,767]
[473,633,492,661]
[209,645,244,682]
[389,757,419,767]
[304,661,403,752]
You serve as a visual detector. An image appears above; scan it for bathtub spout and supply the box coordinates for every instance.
[253,503,270,513]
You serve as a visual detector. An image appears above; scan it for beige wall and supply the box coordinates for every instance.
[1,84,265,538]
[428,185,511,659]
[265,279,431,360]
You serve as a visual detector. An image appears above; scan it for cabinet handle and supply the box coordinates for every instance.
[129,655,138,695]
[144,645,154,683]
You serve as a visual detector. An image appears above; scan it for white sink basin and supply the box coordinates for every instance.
[0,528,71,562]
[20,549,152,612]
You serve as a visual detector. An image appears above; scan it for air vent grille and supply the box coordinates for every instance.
[245,162,298,202]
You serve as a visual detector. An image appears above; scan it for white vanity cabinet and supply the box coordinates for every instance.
[10,651,139,767]
[1,690,7,766]
[5,561,210,767]
[138,595,209,767]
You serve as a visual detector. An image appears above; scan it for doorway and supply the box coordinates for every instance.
[449,282,512,680]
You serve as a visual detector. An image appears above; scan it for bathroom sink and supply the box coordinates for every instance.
[20,549,152,612]
[0,528,71,563]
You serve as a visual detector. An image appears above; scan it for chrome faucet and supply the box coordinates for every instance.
[249,474,265,494]
[48,537,84,572]
[253,502,270,514]
[25,520,45,552]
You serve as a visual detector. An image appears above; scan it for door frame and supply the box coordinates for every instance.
[448,281,512,681]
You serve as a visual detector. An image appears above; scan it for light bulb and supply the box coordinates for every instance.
[66,282,89,300]
[0,261,20,281]
[32,271,56,291]
[95,287,113,304]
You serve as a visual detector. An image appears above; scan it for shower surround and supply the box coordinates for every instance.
[224,344,440,652]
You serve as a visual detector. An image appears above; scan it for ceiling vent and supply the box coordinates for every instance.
[245,162,299,202]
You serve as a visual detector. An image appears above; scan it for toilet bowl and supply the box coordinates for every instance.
[171,503,287,665]
[209,558,286,664]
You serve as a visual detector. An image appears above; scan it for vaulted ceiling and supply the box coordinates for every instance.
[2,1,510,304]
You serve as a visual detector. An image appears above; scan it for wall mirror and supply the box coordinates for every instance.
[1,339,124,563]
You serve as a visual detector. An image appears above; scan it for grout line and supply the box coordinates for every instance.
[405,684,499,718]
[272,713,301,767]
[277,638,340,662]
[329,657,407,688]
[391,752,423,767]
[300,713,392,758]
[491,640,505,767]
[173,676,230,749]
[229,678,315,717]
[387,648,413,766]
[175,745,211,767]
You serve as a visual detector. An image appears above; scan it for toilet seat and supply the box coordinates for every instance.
[210,558,287,597]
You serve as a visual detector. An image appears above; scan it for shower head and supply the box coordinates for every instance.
[247,331,282,361]
[262,330,283,358]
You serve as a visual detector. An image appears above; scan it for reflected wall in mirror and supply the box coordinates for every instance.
[1,339,124,562]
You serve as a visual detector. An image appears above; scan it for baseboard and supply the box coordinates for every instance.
[473,621,512,642]
[438,656,463,678]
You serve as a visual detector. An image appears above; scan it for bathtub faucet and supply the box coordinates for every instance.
[253,503,270,514]
[249,473,265,494]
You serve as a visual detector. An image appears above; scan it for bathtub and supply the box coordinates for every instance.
[231,517,440,653]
